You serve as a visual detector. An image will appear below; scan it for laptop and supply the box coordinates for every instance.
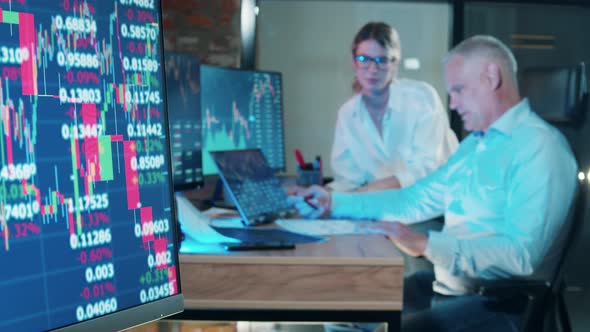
[209,148,295,226]
[209,148,325,245]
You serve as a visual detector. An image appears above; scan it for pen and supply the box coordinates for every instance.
[303,195,319,209]
[314,155,322,171]
[294,149,308,169]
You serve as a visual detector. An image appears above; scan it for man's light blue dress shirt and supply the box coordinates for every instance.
[332,99,578,295]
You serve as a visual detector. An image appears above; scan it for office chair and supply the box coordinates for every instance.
[477,62,588,332]
[518,62,587,125]
[476,181,586,332]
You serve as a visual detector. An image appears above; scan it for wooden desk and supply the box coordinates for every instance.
[174,234,404,330]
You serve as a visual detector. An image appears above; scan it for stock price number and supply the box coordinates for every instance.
[61,123,104,140]
[0,46,30,64]
[85,263,115,283]
[75,298,117,322]
[126,122,162,138]
[125,89,162,105]
[53,15,98,34]
[130,154,165,171]
[70,228,112,250]
[59,87,102,104]
[57,51,100,69]
[3,201,41,221]
[146,250,172,269]
[68,193,109,213]
[139,282,175,304]
[134,218,170,238]
[122,56,159,73]
[120,23,158,41]
[120,0,155,9]
[0,162,37,181]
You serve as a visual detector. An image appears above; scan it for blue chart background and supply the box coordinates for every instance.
[0,1,179,331]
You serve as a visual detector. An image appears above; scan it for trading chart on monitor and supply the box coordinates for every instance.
[200,65,285,175]
[164,52,202,190]
[0,1,181,331]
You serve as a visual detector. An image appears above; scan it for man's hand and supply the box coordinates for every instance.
[367,221,428,257]
[286,185,331,219]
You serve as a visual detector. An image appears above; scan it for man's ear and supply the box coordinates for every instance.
[485,62,502,90]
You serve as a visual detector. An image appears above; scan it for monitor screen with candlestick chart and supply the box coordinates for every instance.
[200,65,285,175]
[0,0,183,331]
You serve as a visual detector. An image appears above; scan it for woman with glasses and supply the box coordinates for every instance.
[328,22,458,192]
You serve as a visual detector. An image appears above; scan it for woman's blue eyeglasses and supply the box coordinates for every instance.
[354,55,396,70]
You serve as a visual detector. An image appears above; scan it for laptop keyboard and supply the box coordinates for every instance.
[209,149,294,226]
[234,179,291,217]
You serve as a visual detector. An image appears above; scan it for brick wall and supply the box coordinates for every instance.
[162,0,241,67]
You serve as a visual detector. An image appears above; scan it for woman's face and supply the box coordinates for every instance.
[352,39,398,95]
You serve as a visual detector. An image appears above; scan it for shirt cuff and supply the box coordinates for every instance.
[331,192,360,218]
[395,171,415,188]
[423,231,457,271]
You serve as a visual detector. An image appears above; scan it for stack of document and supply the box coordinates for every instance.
[175,193,240,245]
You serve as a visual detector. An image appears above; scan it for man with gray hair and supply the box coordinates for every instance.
[292,35,578,331]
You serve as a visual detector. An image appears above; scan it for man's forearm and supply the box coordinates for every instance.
[356,176,401,192]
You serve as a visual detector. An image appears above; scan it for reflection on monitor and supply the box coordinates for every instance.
[0,1,183,331]
[201,65,285,175]
[164,51,203,190]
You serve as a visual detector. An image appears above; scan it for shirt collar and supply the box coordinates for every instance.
[356,83,396,118]
[486,98,531,137]
[385,79,399,112]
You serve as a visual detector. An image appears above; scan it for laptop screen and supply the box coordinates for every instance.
[209,149,293,225]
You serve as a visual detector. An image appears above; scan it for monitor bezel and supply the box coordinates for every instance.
[53,295,184,332]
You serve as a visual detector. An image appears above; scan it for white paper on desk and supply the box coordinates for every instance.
[201,206,241,219]
[275,219,385,236]
[175,193,239,243]
[208,218,245,228]
[199,206,245,228]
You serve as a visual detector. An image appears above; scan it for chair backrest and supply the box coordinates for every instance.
[518,62,588,285]
[518,62,588,332]
[519,62,587,125]
[549,180,587,293]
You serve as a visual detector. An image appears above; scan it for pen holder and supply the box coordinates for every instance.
[296,167,323,187]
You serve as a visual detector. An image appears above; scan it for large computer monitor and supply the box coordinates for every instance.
[200,65,285,175]
[0,1,183,331]
[164,51,203,191]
